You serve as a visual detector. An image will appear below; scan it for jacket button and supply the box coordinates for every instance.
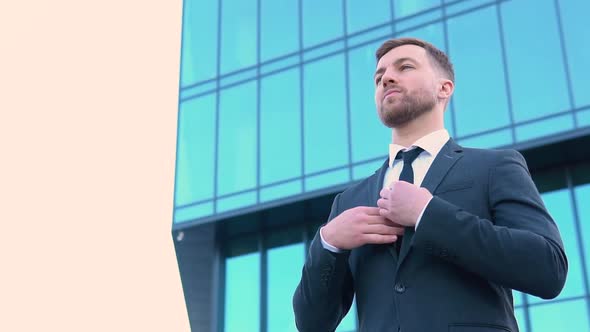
[394,283,406,293]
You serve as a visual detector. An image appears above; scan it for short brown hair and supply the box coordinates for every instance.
[376,37,455,82]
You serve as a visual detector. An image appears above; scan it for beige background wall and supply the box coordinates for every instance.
[1,0,190,330]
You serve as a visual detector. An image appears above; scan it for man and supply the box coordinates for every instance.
[292,38,568,332]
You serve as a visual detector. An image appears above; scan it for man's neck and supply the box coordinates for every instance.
[391,112,444,147]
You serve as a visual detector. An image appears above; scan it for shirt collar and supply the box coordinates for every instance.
[388,129,450,167]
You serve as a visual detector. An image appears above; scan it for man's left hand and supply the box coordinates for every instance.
[377,181,433,227]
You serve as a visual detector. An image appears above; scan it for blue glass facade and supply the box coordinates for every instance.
[174,0,590,331]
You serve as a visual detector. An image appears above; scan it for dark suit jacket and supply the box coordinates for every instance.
[293,139,567,332]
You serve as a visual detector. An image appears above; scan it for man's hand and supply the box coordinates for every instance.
[321,206,405,250]
[377,181,433,227]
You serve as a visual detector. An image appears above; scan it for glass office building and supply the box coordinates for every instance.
[173,0,590,331]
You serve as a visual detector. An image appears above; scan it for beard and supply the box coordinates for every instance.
[378,87,438,128]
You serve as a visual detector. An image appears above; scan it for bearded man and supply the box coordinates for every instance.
[292,37,568,332]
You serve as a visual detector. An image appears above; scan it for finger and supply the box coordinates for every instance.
[379,187,391,198]
[363,224,405,236]
[362,234,397,244]
[376,198,388,209]
[353,206,381,215]
[364,215,393,224]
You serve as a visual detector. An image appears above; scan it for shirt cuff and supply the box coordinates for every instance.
[415,197,433,230]
[320,226,345,253]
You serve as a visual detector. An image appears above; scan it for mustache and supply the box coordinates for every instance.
[382,86,406,100]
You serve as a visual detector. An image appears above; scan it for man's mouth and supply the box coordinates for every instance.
[383,88,402,101]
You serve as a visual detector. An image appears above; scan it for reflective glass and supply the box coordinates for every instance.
[501,0,569,122]
[220,0,257,74]
[336,297,357,332]
[574,183,590,289]
[176,95,216,206]
[447,6,511,137]
[515,115,574,143]
[346,0,391,34]
[514,307,527,332]
[217,191,257,214]
[174,202,214,224]
[577,109,590,128]
[260,180,302,203]
[261,0,299,62]
[302,0,343,48]
[180,0,218,85]
[224,252,260,332]
[513,290,523,307]
[559,0,590,108]
[303,55,349,174]
[393,0,440,19]
[529,299,590,332]
[260,69,302,186]
[348,40,390,164]
[457,129,512,149]
[304,169,349,192]
[528,189,584,304]
[218,82,257,196]
[268,243,305,332]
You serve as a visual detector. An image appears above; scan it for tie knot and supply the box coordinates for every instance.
[396,147,424,165]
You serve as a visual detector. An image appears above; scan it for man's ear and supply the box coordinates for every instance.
[438,79,454,100]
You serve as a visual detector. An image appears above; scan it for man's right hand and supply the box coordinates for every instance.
[321,206,405,250]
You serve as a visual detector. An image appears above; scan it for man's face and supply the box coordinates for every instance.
[374,44,439,128]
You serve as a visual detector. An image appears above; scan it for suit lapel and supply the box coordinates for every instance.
[397,139,464,266]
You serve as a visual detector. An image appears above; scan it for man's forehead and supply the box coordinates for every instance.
[377,44,427,66]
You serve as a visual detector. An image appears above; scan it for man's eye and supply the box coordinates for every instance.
[401,64,413,70]
[375,77,382,84]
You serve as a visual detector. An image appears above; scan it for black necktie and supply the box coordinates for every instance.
[394,147,424,254]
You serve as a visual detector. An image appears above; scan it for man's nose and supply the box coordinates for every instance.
[381,71,396,87]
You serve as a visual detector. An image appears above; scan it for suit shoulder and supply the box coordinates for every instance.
[460,146,525,166]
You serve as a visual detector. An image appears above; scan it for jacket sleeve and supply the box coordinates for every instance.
[412,150,568,299]
[293,193,355,332]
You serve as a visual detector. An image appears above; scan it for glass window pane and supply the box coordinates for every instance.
[217,191,257,214]
[224,252,260,332]
[346,0,391,34]
[574,183,590,289]
[528,189,585,304]
[394,0,440,19]
[514,307,527,332]
[303,55,349,175]
[260,180,302,203]
[447,6,511,137]
[260,69,302,185]
[304,169,349,192]
[220,0,257,74]
[501,0,570,122]
[577,109,590,127]
[559,0,590,108]
[267,243,305,332]
[348,41,390,164]
[181,0,218,85]
[176,95,216,206]
[174,202,214,224]
[218,82,257,196]
[529,299,590,332]
[457,129,512,149]
[261,0,299,62]
[302,0,343,48]
[336,297,357,332]
[515,114,574,143]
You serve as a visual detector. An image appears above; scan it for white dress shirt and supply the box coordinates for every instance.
[321,129,450,253]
